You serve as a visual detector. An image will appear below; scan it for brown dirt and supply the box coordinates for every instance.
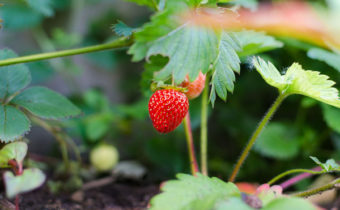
[14,182,159,210]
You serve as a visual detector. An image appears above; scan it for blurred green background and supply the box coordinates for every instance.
[1,0,340,191]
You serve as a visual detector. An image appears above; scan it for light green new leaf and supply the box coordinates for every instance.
[147,25,219,83]
[210,32,241,105]
[149,173,240,210]
[4,168,46,199]
[236,31,283,57]
[253,57,340,108]
[0,142,28,168]
[307,48,340,72]
[310,156,340,172]
[0,49,31,99]
[262,197,316,210]
[254,122,299,159]
[12,87,81,119]
[0,105,30,143]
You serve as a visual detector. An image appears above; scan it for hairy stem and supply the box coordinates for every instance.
[268,168,324,185]
[294,178,340,197]
[200,76,209,176]
[0,36,133,67]
[229,93,286,182]
[280,166,321,189]
[183,113,200,175]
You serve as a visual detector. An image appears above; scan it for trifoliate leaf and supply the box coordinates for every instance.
[0,49,31,99]
[322,103,340,133]
[4,168,46,199]
[236,31,283,57]
[307,48,340,72]
[149,173,240,210]
[253,57,340,108]
[12,87,81,119]
[254,122,299,159]
[112,20,135,37]
[0,105,30,143]
[0,142,28,167]
[310,156,340,172]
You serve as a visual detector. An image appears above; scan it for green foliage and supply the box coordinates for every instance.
[310,156,340,172]
[0,142,28,167]
[253,57,340,108]
[254,122,299,159]
[26,0,54,17]
[12,87,81,119]
[262,197,315,210]
[307,48,340,72]
[215,197,253,210]
[0,105,30,143]
[124,0,159,10]
[150,173,240,210]
[4,168,46,199]
[322,103,340,133]
[236,31,283,57]
[0,49,31,99]
[112,20,135,37]
[84,113,113,142]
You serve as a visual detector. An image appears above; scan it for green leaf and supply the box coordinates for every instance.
[84,113,113,141]
[322,103,340,133]
[123,0,159,10]
[215,197,253,210]
[0,142,28,167]
[253,57,340,108]
[236,31,283,57]
[4,168,46,199]
[254,122,299,159]
[149,173,240,210]
[310,156,340,172]
[26,0,54,17]
[307,48,340,72]
[0,5,43,29]
[210,32,241,106]
[112,20,135,37]
[0,49,31,99]
[262,197,316,210]
[147,25,219,83]
[12,87,81,119]
[0,105,30,143]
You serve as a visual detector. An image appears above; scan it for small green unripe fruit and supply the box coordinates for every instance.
[90,144,119,172]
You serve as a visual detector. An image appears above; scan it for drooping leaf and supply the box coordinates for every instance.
[307,48,340,72]
[262,197,316,210]
[210,32,241,106]
[26,0,54,17]
[236,31,283,57]
[0,49,31,99]
[12,87,81,119]
[0,105,30,143]
[4,168,46,199]
[112,20,135,37]
[149,173,240,210]
[310,156,340,172]
[0,142,28,167]
[253,57,340,108]
[254,122,299,159]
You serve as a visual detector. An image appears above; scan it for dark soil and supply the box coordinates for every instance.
[13,182,159,210]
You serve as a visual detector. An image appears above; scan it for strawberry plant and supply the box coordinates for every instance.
[1,0,340,209]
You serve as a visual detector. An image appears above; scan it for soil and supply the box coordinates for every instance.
[10,182,159,210]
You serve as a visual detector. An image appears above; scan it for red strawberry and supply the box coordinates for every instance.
[148,89,189,133]
[180,72,206,99]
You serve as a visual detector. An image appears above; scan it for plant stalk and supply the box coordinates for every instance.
[229,93,286,182]
[268,168,324,186]
[183,113,200,175]
[0,36,133,67]
[294,178,340,197]
[200,76,209,176]
[8,159,23,210]
[280,166,321,189]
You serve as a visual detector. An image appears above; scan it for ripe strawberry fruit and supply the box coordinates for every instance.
[148,89,189,133]
[180,72,206,99]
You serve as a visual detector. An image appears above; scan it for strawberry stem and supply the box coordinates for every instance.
[183,113,200,175]
[200,75,209,176]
